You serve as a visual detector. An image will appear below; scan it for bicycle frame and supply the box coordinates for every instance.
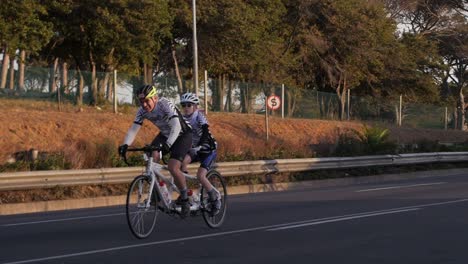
[141,152,201,212]
[125,145,227,238]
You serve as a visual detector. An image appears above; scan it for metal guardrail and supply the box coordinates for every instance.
[1,152,468,191]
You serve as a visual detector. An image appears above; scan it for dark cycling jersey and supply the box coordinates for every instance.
[184,110,208,146]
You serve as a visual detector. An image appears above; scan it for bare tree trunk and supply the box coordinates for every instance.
[147,64,153,84]
[224,79,232,112]
[211,75,224,112]
[440,67,452,99]
[240,81,252,113]
[1,45,10,89]
[8,56,15,89]
[62,62,68,94]
[142,62,153,84]
[143,63,148,84]
[286,90,297,117]
[457,87,466,130]
[172,44,183,94]
[335,73,347,121]
[106,73,113,102]
[219,75,225,112]
[98,71,110,101]
[18,50,26,92]
[91,62,97,105]
[319,93,325,118]
[77,67,84,106]
[49,58,58,93]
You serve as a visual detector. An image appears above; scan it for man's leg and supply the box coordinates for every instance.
[197,167,213,191]
[168,132,192,217]
[197,151,221,212]
[168,158,190,217]
[168,158,187,191]
[181,154,192,173]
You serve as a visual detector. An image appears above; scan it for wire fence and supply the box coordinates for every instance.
[0,65,454,130]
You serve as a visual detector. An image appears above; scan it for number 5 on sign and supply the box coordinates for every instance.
[267,95,281,110]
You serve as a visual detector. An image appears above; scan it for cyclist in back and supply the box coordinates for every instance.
[179,92,221,213]
[118,85,193,217]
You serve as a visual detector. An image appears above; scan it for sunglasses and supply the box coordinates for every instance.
[181,103,193,108]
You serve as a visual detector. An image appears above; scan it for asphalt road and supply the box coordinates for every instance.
[1,171,468,264]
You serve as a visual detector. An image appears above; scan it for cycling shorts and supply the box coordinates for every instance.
[188,149,217,170]
[151,132,192,162]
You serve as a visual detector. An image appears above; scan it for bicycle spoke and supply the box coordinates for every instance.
[202,170,227,228]
[126,176,159,239]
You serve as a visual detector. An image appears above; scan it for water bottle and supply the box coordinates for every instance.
[159,181,171,206]
[187,189,194,204]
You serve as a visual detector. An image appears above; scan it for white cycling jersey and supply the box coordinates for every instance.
[124,97,191,147]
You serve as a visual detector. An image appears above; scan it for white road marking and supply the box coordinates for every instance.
[266,208,420,231]
[356,182,446,192]
[1,213,125,227]
[0,181,450,227]
[3,198,468,264]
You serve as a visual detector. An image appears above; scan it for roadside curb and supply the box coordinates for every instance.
[1,168,467,215]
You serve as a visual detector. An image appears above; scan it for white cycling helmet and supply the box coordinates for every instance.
[180,92,200,105]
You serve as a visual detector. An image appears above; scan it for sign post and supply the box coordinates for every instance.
[281,84,285,119]
[265,103,269,141]
[265,94,281,141]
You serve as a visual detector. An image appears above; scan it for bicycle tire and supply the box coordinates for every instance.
[126,175,159,239]
[201,170,227,228]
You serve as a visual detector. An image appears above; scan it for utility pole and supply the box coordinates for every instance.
[192,0,199,96]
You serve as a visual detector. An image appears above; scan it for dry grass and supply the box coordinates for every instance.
[2,98,468,167]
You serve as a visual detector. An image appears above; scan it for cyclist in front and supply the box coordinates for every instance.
[179,92,221,213]
[118,85,193,217]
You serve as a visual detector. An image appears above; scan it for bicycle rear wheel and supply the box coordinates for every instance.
[201,170,227,228]
[126,175,159,239]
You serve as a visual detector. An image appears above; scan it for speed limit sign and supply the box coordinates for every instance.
[267,95,281,110]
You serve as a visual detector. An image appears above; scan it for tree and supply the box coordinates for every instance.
[386,0,467,128]
[435,17,468,129]
[50,0,172,105]
[284,0,399,119]
[0,0,52,90]
[207,0,286,111]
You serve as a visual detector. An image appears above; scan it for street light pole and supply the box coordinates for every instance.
[192,0,199,97]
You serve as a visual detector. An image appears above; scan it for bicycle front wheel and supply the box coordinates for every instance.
[126,175,159,239]
[201,170,227,228]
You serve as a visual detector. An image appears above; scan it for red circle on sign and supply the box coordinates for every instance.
[267,95,281,110]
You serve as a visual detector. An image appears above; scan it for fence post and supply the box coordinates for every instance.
[347,89,350,120]
[281,84,284,119]
[265,101,269,141]
[444,107,448,130]
[56,76,61,112]
[113,70,118,114]
[399,94,402,127]
[204,70,208,116]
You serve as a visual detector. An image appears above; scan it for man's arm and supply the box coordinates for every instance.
[123,123,141,146]
[166,117,182,147]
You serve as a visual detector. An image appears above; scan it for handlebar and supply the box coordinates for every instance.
[127,145,162,153]
[120,145,162,166]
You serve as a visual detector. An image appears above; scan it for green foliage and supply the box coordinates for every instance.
[0,0,53,53]
[1,0,465,117]
[31,154,71,170]
[0,161,31,172]
[192,0,286,80]
[334,125,397,156]
[0,154,71,172]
